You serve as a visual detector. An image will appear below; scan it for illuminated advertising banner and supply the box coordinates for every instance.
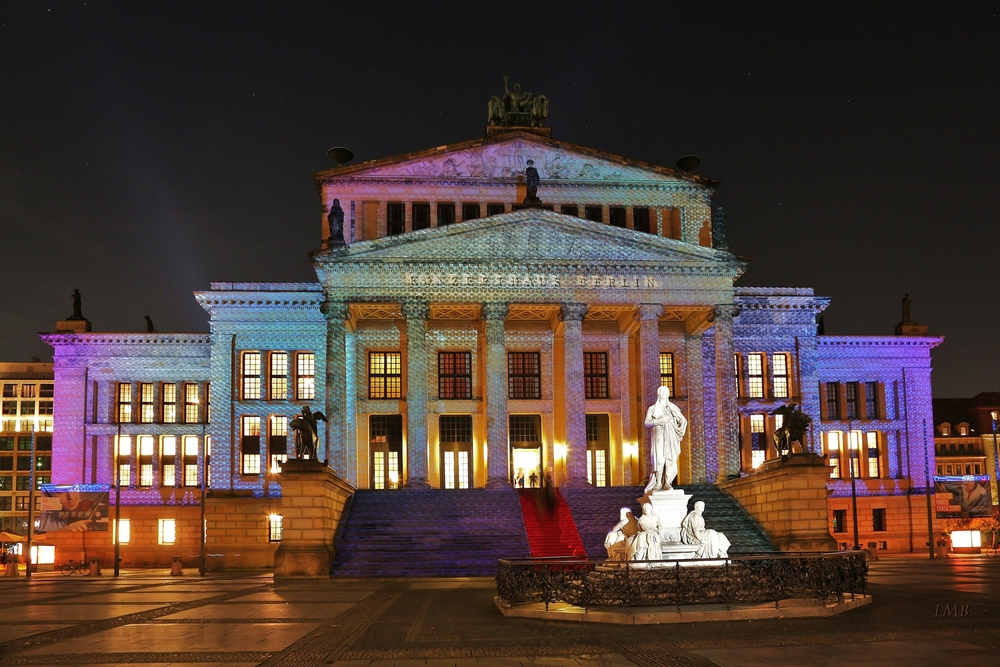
[933,476,993,519]
[36,484,111,533]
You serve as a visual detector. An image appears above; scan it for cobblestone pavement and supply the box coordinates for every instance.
[0,557,998,666]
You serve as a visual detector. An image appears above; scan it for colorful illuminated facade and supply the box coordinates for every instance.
[42,124,944,564]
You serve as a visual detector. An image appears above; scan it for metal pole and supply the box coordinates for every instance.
[26,430,37,578]
[114,422,122,577]
[849,434,860,550]
[200,423,206,577]
[923,419,934,560]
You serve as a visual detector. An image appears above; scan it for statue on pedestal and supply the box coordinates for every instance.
[68,289,85,320]
[290,406,327,460]
[522,159,541,205]
[643,386,688,493]
[680,501,731,559]
[631,503,663,561]
[771,403,812,457]
[327,199,345,246]
[604,507,639,561]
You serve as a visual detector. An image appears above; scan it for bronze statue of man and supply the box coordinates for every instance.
[290,406,327,460]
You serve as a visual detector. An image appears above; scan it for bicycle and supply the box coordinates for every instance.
[61,559,86,576]
[986,541,999,557]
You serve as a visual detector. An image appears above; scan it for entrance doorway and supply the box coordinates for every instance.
[439,415,473,489]
[586,414,610,487]
[509,414,542,488]
[370,415,402,489]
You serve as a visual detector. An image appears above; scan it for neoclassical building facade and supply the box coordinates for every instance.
[42,126,943,560]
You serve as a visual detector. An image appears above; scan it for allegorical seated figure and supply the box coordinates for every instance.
[630,503,663,561]
[680,501,731,559]
[604,507,639,561]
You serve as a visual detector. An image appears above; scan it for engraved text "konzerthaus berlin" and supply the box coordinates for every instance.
[402,273,660,289]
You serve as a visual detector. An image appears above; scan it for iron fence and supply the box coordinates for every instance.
[495,552,867,610]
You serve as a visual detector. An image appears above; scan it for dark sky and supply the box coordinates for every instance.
[1,2,997,397]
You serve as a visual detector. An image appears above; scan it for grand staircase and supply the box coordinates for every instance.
[330,488,530,577]
[516,489,587,557]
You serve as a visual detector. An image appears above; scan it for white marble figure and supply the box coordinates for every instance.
[630,503,663,561]
[680,501,732,559]
[604,507,636,561]
[643,385,688,494]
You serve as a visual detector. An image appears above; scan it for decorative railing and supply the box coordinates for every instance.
[496,552,867,610]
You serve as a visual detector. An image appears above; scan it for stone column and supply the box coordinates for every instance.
[560,303,589,486]
[483,302,510,488]
[636,303,662,482]
[402,300,431,488]
[713,305,740,481]
[685,333,707,483]
[321,300,350,474]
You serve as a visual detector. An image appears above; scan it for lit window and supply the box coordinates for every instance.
[162,384,177,423]
[117,435,132,486]
[750,414,766,468]
[734,354,741,397]
[296,353,315,400]
[583,352,609,399]
[115,518,130,545]
[826,431,842,478]
[161,436,176,486]
[369,352,402,399]
[833,509,847,533]
[268,514,283,542]
[20,385,35,398]
[771,354,789,398]
[205,436,212,487]
[747,354,764,398]
[1,384,15,398]
[117,383,132,423]
[241,416,261,475]
[140,383,155,423]
[659,352,675,395]
[269,352,288,400]
[184,384,199,423]
[138,435,154,487]
[39,384,53,398]
[508,352,541,400]
[848,430,862,477]
[269,416,287,473]
[158,518,176,545]
[866,431,880,478]
[242,352,262,400]
[438,352,472,399]
[183,435,199,486]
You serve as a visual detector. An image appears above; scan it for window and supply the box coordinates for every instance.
[865,381,879,419]
[975,464,982,474]
[659,352,675,395]
[2,384,15,398]
[584,352,609,399]
[560,205,579,217]
[16,476,31,490]
[586,415,608,487]
[241,416,261,475]
[183,436,199,486]
[461,203,480,221]
[38,401,53,415]
[15,497,31,511]
[936,464,943,475]
[609,206,626,227]
[438,352,472,399]
[16,457,30,471]
[846,383,859,420]
[633,207,651,233]
[946,464,953,475]
[734,354,741,397]
[0,457,11,471]
[585,205,603,222]
[184,384,199,423]
[848,430,862,478]
[0,497,9,511]
[35,455,50,471]
[162,384,177,423]
[161,436,176,487]
[268,514,283,542]
[0,437,12,450]
[412,202,430,230]
[269,352,288,400]
[242,352,262,400]
[20,385,35,398]
[140,383,155,423]
[39,384,53,398]
[437,202,456,226]
[206,382,211,424]
[747,353,764,398]
[866,432,880,477]
[1,401,15,415]
[35,475,49,489]
[206,436,212,488]
[17,436,31,451]
[750,414,766,468]
[158,518,176,545]
[825,383,840,420]
[387,202,405,235]
[833,509,847,533]
[269,417,287,474]
[296,353,315,400]
[117,436,131,486]
[115,519,131,545]
[872,508,886,532]
[138,436,154,487]
[508,352,541,400]
[486,203,505,216]
[369,352,402,399]
[117,383,132,423]
[826,431,842,478]
[19,401,35,415]
[771,354,789,398]
[0,475,9,490]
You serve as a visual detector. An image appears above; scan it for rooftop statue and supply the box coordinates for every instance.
[144,315,155,332]
[488,76,549,127]
[68,288,85,320]
[523,159,541,205]
[901,293,912,325]
[328,199,345,247]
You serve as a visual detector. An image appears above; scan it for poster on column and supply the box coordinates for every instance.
[933,476,993,518]
[36,484,111,533]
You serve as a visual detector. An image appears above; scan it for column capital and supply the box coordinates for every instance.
[481,302,510,322]
[559,303,588,322]
[709,305,740,322]
[320,300,349,320]
[401,300,430,321]
[636,303,663,322]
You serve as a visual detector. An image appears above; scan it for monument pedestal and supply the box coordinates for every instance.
[644,489,698,560]
[272,459,354,578]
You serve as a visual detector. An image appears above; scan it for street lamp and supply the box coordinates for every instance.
[849,432,860,551]
[991,411,1000,513]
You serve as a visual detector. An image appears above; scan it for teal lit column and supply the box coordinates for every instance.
[403,300,431,488]
[322,300,349,473]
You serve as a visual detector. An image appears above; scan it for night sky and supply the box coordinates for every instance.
[1,2,997,397]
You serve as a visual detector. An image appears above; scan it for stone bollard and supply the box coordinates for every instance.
[170,556,183,576]
[89,558,102,576]
[4,560,18,577]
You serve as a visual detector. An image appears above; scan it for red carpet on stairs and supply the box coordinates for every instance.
[517,489,588,558]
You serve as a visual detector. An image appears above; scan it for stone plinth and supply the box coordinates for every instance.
[719,454,836,552]
[645,489,692,543]
[273,459,354,578]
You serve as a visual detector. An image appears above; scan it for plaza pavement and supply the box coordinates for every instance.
[0,556,998,667]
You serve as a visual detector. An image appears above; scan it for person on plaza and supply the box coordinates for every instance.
[514,469,525,489]
[529,471,538,488]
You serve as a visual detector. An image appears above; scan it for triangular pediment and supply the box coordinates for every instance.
[316,209,738,268]
[314,132,714,185]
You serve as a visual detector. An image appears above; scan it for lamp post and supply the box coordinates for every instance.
[849,433,860,550]
[113,421,122,578]
[25,430,36,579]
[199,422,207,577]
